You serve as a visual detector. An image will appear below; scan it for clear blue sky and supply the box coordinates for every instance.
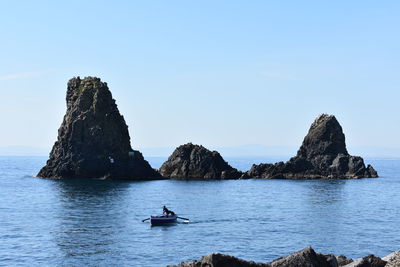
[1,1,399,155]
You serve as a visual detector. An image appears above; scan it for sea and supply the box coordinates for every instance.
[0,156,399,266]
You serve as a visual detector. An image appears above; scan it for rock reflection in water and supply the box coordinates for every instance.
[52,179,132,264]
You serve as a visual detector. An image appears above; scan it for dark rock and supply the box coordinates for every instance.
[38,76,161,180]
[169,248,400,267]
[268,247,338,267]
[336,255,354,266]
[240,172,251,179]
[325,254,342,267]
[248,114,378,179]
[342,254,386,267]
[169,248,339,267]
[169,249,400,267]
[168,253,268,267]
[159,143,242,179]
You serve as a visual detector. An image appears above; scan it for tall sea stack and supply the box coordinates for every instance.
[248,114,378,179]
[38,76,160,180]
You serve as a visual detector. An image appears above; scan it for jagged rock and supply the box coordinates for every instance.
[38,76,160,180]
[168,253,268,267]
[382,251,400,267]
[336,255,354,266]
[169,248,400,267]
[268,247,338,267]
[159,143,242,179]
[169,248,339,267]
[248,114,378,179]
[342,255,386,267]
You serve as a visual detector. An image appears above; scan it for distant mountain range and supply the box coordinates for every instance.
[1,144,399,158]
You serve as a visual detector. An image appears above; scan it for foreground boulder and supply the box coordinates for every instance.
[159,143,242,179]
[168,253,268,267]
[343,255,386,267]
[336,255,354,266]
[268,247,338,267]
[170,248,398,267]
[38,76,160,180]
[248,114,378,179]
[169,247,338,267]
[382,251,400,267]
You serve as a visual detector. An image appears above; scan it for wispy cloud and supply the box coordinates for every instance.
[0,71,45,81]
[261,71,297,80]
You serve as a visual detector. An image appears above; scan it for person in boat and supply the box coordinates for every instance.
[163,206,175,216]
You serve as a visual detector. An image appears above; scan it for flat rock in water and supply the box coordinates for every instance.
[159,143,243,179]
[248,114,378,179]
[38,76,160,180]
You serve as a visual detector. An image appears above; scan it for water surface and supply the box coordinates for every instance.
[0,156,399,266]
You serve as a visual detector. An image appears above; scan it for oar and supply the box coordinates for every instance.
[142,218,150,222]
[177,216,189,221]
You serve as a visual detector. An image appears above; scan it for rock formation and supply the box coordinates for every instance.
[343,255,386,267]
[382,251,400,267]
[38,76,160,180]
[267,247,338,267]
[336,255,354,266]
[248,114,378,179]
[169,253,267,267]
[169,247,399,267]
[168,247,337,267]
[159,143,243,179]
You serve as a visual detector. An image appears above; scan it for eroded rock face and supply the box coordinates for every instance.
[159,143,242,179]
[38,76,160,180]
[248,114,378,179]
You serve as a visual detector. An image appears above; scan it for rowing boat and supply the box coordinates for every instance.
[150,214,178,225]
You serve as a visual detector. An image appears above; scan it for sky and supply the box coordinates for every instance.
[0,1,399,156]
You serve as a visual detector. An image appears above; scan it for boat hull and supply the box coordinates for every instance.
[150,215,178,225]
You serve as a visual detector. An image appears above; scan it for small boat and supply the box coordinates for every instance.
[150,214,178,225]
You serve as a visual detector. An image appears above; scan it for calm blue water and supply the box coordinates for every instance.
[0,156,399,266]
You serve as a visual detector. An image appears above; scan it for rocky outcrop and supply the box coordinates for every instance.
[169,247,340,267]
[38,76,160,180]
[382,251,400,267]
[268,247,338,267]
[169,248,399,267]
[343,255,387,267]
[169,253,267,267]
[159,143,243,179]
[248,114,378,179]
[336,255,354,266]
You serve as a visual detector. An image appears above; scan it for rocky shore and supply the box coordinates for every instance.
[247,114,378,179]
[159,143,243,179]
[169,247,400,267]
[38,76,160,180]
